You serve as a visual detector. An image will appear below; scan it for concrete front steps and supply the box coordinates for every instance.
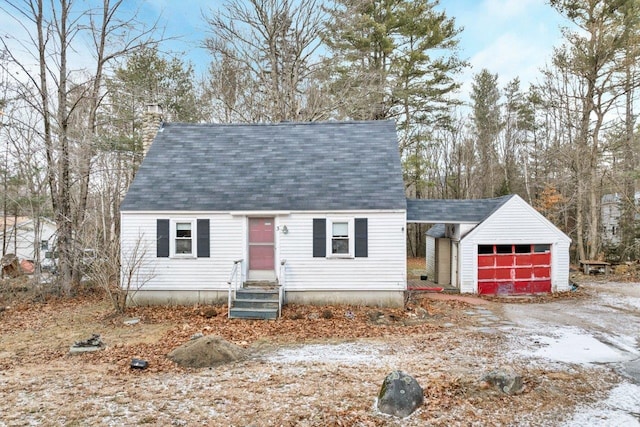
[228,284,280,320]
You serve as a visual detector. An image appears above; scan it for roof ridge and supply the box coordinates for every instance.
[162,119,393,128]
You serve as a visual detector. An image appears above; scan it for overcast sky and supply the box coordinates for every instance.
[139,0,569,101]
[1,0,569,102]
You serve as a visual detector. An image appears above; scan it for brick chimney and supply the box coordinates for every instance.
[142,103,163,154]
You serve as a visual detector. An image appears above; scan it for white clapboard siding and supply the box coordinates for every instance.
[425,236,435,278]
[459,196,571,293]
[278,212,406,291]
[458,223,476,239]
[120,213,244,291]
[0,220,56,262]
[122,210,406,293]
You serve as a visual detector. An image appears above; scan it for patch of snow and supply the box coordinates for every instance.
[561,382,640,426]
[516,327,636,365]
[599,293,640,312]
[265,342,388,365]
[595,333,640,356]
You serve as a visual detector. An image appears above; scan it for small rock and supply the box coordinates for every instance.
[130,358,148,369]
[73,333,104,348]
[345,310,355,319]
[69,333,105,355]
[367,310,384,322]
[123,318,140,326]
[191,332,204,340]
[377,370,424,418]
[481,368,525,395]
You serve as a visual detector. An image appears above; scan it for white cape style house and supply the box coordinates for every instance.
[120,119,570,317]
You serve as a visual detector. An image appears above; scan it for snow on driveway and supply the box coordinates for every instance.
[561,382,640,426]
[502,281,640,426]
[517,327,638,365]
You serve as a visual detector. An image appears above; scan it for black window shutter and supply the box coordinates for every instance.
[313,218,326,257]
[355,218,368,258]
[157,219,169,257]
[197,219,210,258]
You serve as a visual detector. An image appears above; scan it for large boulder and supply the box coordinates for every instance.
[167,335,247,368]
[377,370,424,418]
[481,368,525,395]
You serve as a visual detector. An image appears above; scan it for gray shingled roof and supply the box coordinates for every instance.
[426,223,446,238]
[121,120,406,212]
[406,195,514,223]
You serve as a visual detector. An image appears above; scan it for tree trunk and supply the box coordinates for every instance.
[620,56,638,260]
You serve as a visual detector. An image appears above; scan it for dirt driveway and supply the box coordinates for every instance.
[0,279,639,426]
[500,280,640,425]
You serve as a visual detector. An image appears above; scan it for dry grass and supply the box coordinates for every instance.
[407,257,426,280]
[0,274,626,426]
[0,327,616,426]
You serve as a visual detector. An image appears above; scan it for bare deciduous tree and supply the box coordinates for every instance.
[0,0,158,293]
[204,0,325,122]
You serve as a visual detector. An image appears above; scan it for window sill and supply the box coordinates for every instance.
[170,254,197,259]
[327,254,355,260]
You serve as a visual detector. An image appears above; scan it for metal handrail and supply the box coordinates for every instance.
[278,259,286,318]
[227,259,243,317]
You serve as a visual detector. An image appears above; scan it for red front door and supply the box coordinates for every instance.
[249,218,275,271]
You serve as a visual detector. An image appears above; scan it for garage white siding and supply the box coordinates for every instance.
[459,196,571,294]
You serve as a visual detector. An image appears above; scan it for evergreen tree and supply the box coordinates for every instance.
[324,0,465,126]
[324,0,466,209]
[470,69,502,198]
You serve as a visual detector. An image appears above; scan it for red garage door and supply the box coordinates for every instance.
[477,244,551,295]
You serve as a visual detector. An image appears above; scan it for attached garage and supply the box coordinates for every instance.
[407,195,571,295]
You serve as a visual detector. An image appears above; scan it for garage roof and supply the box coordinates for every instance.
[406,195,514,223]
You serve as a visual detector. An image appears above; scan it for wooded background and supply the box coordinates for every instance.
[0,0,638,292]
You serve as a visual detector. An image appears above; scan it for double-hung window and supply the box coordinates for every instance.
[175,222,193,255]
[327,218,354,258]
[313,217,368,259]
[331,221,350,255]
[157,218,210,258]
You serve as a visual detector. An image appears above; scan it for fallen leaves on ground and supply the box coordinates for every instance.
[0,291,469,375]
[0,287,623,426]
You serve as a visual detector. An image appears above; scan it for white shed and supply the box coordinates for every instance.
[408,195,571,295]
